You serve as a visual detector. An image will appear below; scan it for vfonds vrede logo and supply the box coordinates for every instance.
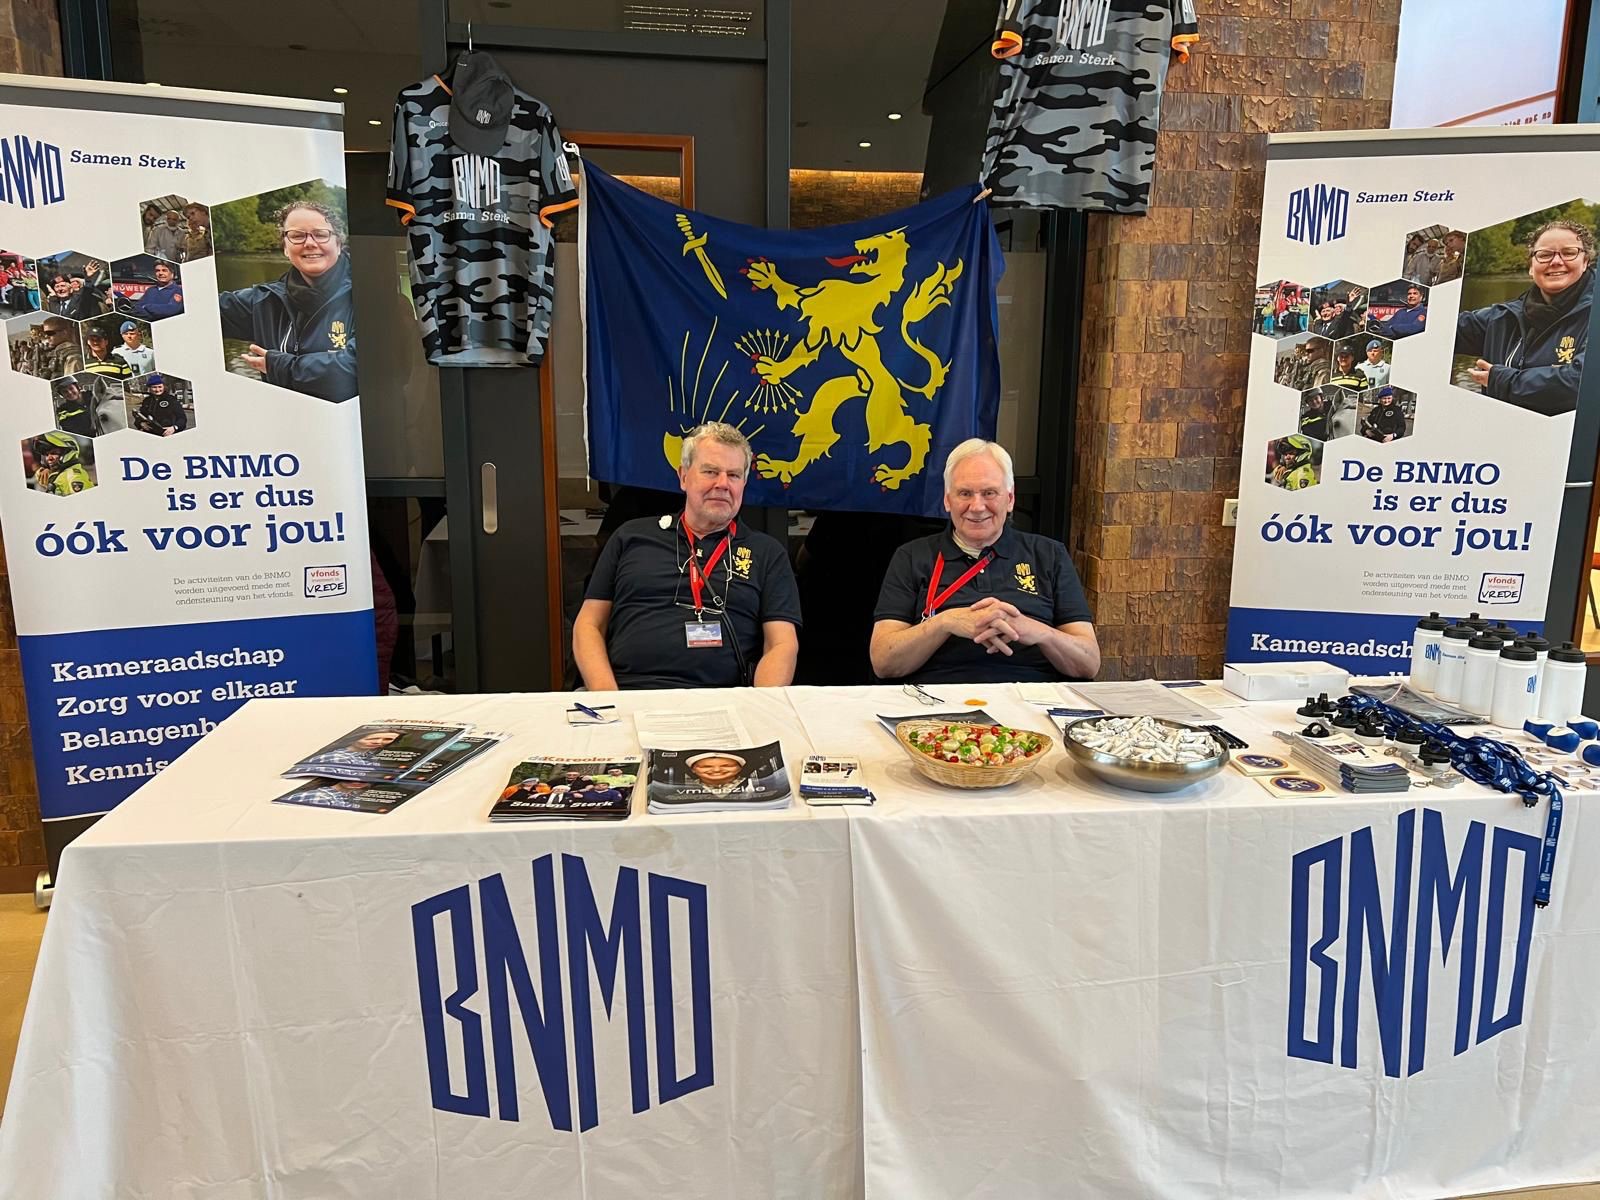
[412,854,713,1130]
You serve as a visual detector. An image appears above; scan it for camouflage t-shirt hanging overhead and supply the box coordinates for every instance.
[981,0,1198,216]
[387,54,578,366]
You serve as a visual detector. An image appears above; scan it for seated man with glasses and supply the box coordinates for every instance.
[1456,218,1594,416]
[573,422,802,690]
[218,200,357,402]
[870,438,1099,685]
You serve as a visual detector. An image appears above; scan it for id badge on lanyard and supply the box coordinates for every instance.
[684,518,734,648]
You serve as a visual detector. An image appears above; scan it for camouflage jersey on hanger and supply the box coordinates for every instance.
[387,65,578,365]
[981,0,1198,216]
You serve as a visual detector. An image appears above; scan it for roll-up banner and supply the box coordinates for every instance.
[0,76,375,853]
[1228,126,1600,674]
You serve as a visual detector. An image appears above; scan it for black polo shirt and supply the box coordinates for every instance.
[873,524,1093,684]
[586,515,802,689]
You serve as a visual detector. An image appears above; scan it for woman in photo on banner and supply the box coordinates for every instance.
[1455,218,1594,416]
[217,199,357,403]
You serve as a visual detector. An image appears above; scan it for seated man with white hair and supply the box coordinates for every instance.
[574,421,802,690]
[870,438,1099,684]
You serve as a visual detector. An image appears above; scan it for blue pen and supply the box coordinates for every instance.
[570,702,615,719]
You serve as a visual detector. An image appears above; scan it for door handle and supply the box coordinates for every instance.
[481,462,498,534]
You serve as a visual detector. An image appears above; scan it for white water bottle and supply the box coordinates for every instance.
[1461,633,1502,716]
[1539,641,1588,723]
[1410,612,1449,693]
[1519,633,1551,712]
[1491,643,1539,729]
[1435,623,1474,703]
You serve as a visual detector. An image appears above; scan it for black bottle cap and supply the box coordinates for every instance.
[1469,633,1506,651]
[1396,726,1427,745]
[1303,721,1331,738]
[1443,623,1475,641]
[1416,612,1450,632]
[1356,716,1386,738]
[1550,641,1588,664]
[1331,710,1359,729]
[1462,612,1488,630]
[1500,643,1537,662]
[1421,739,1452,765]
[1519,633,1551,653]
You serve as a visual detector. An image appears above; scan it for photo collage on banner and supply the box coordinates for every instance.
[1228,128,1599,673]
[0,78,376,833]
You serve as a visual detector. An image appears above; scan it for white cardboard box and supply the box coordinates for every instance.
[1222,661,1350,702]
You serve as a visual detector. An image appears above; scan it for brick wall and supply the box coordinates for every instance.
[0,0,61,882]
[1071,0,1400,681]
[790,170,923,229]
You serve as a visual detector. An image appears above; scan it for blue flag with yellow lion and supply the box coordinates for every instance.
[582,165,1002,515]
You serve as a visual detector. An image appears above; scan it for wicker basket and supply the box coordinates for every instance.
[893,719,1054,789]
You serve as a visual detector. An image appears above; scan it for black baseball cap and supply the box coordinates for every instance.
[449,51,514,157]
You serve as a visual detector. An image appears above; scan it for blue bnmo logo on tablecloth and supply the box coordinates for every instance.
[412,855,713,1130]
[1288,808,1537,1077]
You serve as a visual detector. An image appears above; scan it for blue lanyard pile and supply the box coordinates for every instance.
[1343,694,1564,907]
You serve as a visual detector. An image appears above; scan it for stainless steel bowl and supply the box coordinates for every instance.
[1062,716,1229,793]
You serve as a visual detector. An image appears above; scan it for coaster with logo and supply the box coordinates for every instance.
[1232,752,1291,777]
[1255,773,1331,798]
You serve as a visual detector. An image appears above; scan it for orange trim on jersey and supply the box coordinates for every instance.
[385,197,417,226]
[538,197,580,228]
[1171,33,1199,63]
[433,74,453,95]
[992,30,1023,58]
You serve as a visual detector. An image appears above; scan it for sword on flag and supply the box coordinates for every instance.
[676,213,728,300]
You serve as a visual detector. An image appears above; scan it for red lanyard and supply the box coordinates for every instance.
[683,517,735,614]
[922,549,993,620]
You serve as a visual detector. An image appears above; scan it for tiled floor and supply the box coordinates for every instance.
[0,894,46,1118]
[0,892,1590,1197]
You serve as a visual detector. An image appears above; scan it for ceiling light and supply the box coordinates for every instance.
[146,81,161,87]
[333,87,349,95]
[887,112,902,120]
[367,119,382,126]
[858,141,872,148]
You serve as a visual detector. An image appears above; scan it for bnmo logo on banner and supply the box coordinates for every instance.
[1288,808,1537,1078]
[1286,183,1349,245]
[0,135,64,209]
[412,854,713,1131]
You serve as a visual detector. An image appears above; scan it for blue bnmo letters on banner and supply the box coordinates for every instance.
[1287,808,1538,1077]
[412,854,713,1130]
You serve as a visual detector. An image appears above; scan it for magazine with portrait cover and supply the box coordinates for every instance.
[489,757,640,822]
[282,720,473,782]
[273,778,428,815]
[396,732,503,784]
[646,742,790,814]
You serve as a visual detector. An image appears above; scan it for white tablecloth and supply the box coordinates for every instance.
[2,685,1596,1200]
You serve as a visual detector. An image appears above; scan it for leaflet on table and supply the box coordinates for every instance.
[635,707,751,749]
[875,709,998,736]
[800,755,874,805]
[282,720,473,782]
[647,742,791,813]
[565,703,620,725]
[1069,680,1217,722]
[489,757,640,822]
[1162,680,1251,709]
[274,778,427,815]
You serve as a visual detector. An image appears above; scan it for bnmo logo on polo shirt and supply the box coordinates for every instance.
[412,854,712,1130]
[1288,808,1537,1078]
[0,135,65,209]
[451,154,501,209]
[1286,183,1349,245]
